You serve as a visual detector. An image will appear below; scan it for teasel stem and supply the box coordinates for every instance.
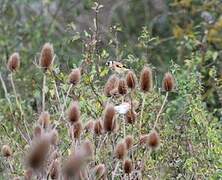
[139,93,146,136]
[153,92,169,129]
[10,73,31,142]
[42,73,46,111]
[112,161,120,180]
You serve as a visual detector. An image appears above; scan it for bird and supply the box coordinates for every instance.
[106,61,129,74]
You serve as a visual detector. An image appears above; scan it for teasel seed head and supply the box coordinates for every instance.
[49,129,59,145]
[68,101,80,124]
[126,71,137,89]
[94,164,107,179]
[140,66,153,92]
[84,120,94,133]
[70,121,83,139]
[104,75,119,97]
[33,125,42,138]
[7,52,20,72]
[68,68,81,85]
[2,145,12,157]
[147,130,160,150]
[103,104,117,132]
[81,140,94,158]
[163,72,175,92]
[38,111,50,128]
[139,134,149,145]
[39,43,54,71]
[93,119,103,135]
[124,135,134,150]
[24,169,32,180]
[118,78,128,95]
[123,159,133,174]
[125,109,137,124]
[49,159,60,179]
[115,142,127,160]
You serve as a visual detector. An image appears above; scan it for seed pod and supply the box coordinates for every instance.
[125,109,137,124]
[68,68,81,85]
[68,101,80,124]
[163,72,175,92]
[104,75,119,97]
[140,66,153,92]
[147,130,160,150]
[123,159,133,174]
[38,111,50,128]
[126,71,137,89]
[7,52,20,72]
[93,120,103,135]
[115,142,127,160]
[103,104,117,132]
[39,43,54,71]
[124,135,134,150]
[2,145,12,157]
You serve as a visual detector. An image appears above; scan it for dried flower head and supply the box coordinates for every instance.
[39,43,54,71]
[68,101,80,124]
[125,109,137,124]
[38,111,50,128]
[118,78,128,95]
[104,75,119,97]
[33,125,42,138]
[68,68,81,85]
[93,119,103,135]
[7,52,20,72]
[103,104,117,132]
[49,159,60,179]
[139,134,149,145]
[123,159,133,174]
[163,72,175,92]
[140,66,153,92]
[124,135,134,150]
[70,121,83,139]
[81,140,94,158]
[126,71,137,89]
[84,120,94,133]
[2,145,12,157]
[94,164,106,179]
[115,142,127,160]
[147,130,160,150]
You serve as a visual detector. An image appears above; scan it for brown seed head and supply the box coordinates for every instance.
[7,52,20,72]
[68,101,80,124]
[39,43,54,70]
[126,71,137,89]
[70,121,83,139]
[103,104,117,132]
[38,111,50,128]
[125,109,137,124]
[115,142,127,160]
[123,159,133,174]
[140,66,153,92]
[163,72,175,92]
[147,130,160,150]
[94,164,106,179]
[93,119,103,135]
[139,134,149,145]
[2,145,12,157]
[118,78,128,95]
[68,68,81,85]
[49,159,60,179]
[124,135,134,150]
[104,75,119,97]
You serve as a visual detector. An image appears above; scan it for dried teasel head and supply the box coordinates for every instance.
[94,164,107,179]
[70,121,83,140]
[38,111,50,128]
[115,142,127,160]
[126,71,137,89]
[139,134,149,145]
[103,104,117,132]
[163,72,175,92]
[49,159,60,179]
[118,78,128,95]
[7,52,20,72]
[104,75,119,97]
[123,159,133,174]
[2,145,12,157]
[68,101,80,124]
[84,120,94,133]
[140,66,153,92]
[39,43,54,71]
[93,119,103,135]
[147,130,160,150]
[68,68,81,86]
[124,135,134,150]
[125,109,137,124]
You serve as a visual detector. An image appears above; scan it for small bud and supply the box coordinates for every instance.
[123,159,133,174]
[118,78,128,95]
[163,72,175,92]
[124,135,134,150]
[39,43,54,71]
[126,71,137,89]
[68,101,80,124]
[140,66,153,92]
[68,68,81,85]
[115,142,127,160]
[7,52,20,72]
[2,145,12,157]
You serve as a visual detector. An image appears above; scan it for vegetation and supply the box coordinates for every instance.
[0,0,221,179]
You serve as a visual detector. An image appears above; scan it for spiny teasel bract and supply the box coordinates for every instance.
[147,130,160,150]
[163,72,175,92]
[39,43,54,71]
[140,66,153,92]
[68,68,81,86]
[7,52,20,72]
[124,135,134,150]
[70,121,83,139]
[103,104,117,133]
[93,119,103,135]
[115,141,128,160]
[38,111,50,128]
[104,74,119,97]
[118,78,128,95]
[49,159,60,179]
[125,109,137,124]
[126,70,137,89]
[67,101,80,124]
[123,159,133,174]
[1,144,12,157]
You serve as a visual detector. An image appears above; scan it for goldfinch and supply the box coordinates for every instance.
[106,61,129,73]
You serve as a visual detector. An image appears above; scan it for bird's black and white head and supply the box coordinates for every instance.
[105,61,113,67]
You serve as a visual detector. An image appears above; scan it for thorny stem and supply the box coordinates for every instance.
[139,93,146,135]
[153,92,169,129]
[42,73,46,111]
